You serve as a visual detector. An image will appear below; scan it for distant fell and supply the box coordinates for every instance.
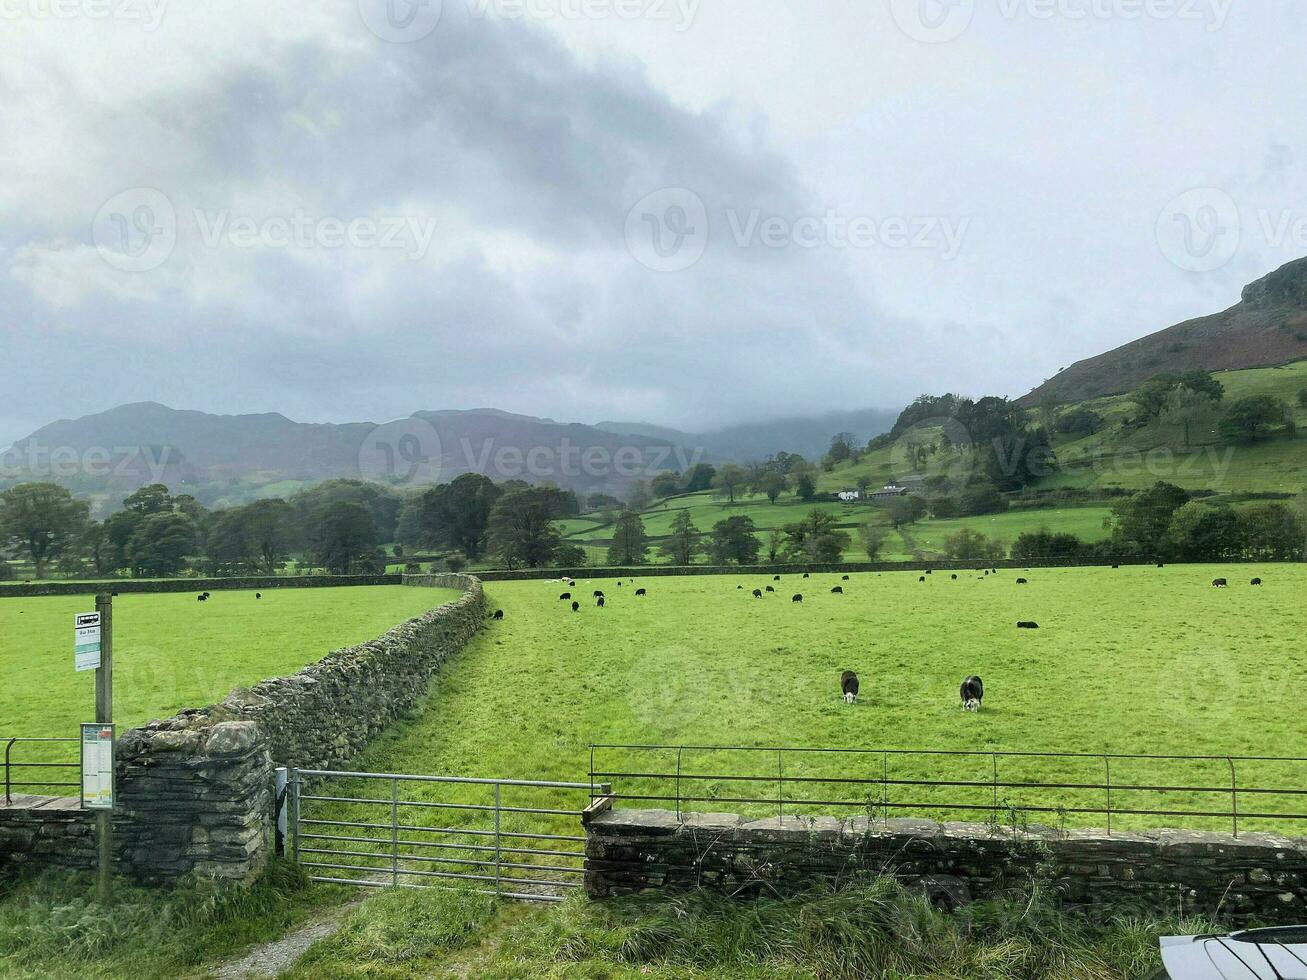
[1024,257,1307,405]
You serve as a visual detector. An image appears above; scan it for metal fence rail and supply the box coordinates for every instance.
[286,768,596,903]
[589,744,1307,837]
[3,737,79,804]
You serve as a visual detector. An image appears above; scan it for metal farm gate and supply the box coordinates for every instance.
[280,768,600,902]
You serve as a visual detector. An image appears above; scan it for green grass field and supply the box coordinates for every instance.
[906,507,1115,556]
[0,586,461,760]
[302,564,1307,849]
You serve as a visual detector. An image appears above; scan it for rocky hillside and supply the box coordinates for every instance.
[1024,257,1307,405]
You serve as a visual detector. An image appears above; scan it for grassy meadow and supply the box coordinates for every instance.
[0,585,461,782]
[296,564,1307,861]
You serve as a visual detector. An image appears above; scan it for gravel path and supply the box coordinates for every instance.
[213,901,362,979]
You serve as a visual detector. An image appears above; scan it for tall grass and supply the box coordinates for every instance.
[0,862,345,978]
[477,878,1210,979]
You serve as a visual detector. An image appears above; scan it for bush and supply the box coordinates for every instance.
[1054,407,1105,438]
[959,484,1006,517]
[1011,529,1087,560]
[1298,387,1307,409]
[443,552,468,573]
[1219,395,1296,443]
[929,496,959,519]
[0,560,13,581]
[403,561,423,575]
[943,528,1006,561]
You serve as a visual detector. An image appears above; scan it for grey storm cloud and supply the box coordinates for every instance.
[0,1,893,444]
[2,1,1306,447]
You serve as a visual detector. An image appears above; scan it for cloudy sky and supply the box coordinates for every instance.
[1,0,1305,446]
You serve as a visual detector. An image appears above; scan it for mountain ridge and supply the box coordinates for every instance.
[1023,257,1307,405]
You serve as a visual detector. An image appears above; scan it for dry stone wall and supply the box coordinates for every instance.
[585,809,1307,924]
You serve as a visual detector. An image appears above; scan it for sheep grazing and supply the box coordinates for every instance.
[766,586,775,593]
[492,610,505,620]
[560,593,572,601]
[596,597,606,608]
[255,593,262,599]
[842,575,850,581]
[773,575,781,581]
[1212,578,1228,588]
[792,594,803,603]
[197,595,207,602]
[951,574,958,580]
[960,676,984,711]
[831,586,843,594]
[840,670,860,705]
[593,590,605,598]
[919,576,926,583]
[1017,621,1039,629]
[635,589,647,596]
[1016,578,1028,585]
[752,589,763,598]
[571,601,580,612]
[1251,578,1263,586]
[803,572,810,579]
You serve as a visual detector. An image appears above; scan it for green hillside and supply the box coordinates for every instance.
[579,361,1306,566]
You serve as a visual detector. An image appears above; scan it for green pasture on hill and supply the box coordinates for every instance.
[0,585,462,772]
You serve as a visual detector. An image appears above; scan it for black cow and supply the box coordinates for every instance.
[831,586,843,594]
[1017,621,1039,629]
[635,589,647,596]
[753,589,763,598]
[492,610,505,620]
[593,591,605,598]
[1251,578,1263,586]
[571,601,580,612]
[766,586,775,593]
[596,597,606,608]
[951,574,958,580]
[255,593,262,599]
[1016,578,1028,585]
[840,670,859,704]
[919,576,926,583]
[1212,579,1228,588]
[803,572,810,579]
[197,595,206,602]
[842,575,850,581]
[960,676,984,711]
[773,575,781,581]
[792,594,803,603]
[560,593,572,601]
